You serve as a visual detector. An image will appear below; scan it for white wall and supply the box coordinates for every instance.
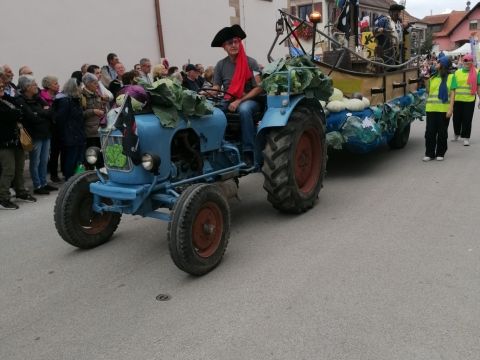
[1,0,160,86]
[241,0,289,65]
[160,0,288,68]
[1,0,288,86]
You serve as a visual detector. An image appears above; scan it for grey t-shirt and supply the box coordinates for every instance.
[213,56,260,94]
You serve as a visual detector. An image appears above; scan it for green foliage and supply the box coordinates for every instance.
[420,29,434,55]
[105,144,127,168]
[145,79,214,128]
[261,56,333,101]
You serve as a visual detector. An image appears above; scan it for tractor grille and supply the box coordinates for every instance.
[101,134,133,172]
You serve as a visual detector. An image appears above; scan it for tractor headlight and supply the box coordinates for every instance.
[85,147,101,165]
[141,153,161,174]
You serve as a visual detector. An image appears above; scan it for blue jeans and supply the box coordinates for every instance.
[29,138,51,189]
[220,100,261,152]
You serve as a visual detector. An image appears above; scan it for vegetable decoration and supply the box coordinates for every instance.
[105,144,128,168]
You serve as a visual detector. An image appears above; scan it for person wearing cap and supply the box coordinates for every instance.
[182,64,201,92]
[423,56,457,162]
[451,53,480,146]
[211,24,263,165]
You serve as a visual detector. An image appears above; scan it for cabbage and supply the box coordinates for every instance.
[329,88,343,102]
[326,100,346,113]
[261,56,333,101]
[118,85,149,104]
[345,98,366,112]
[116,94,144,111]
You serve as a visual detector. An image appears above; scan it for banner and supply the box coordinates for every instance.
[361,32,376,58]
[336,0,359,45]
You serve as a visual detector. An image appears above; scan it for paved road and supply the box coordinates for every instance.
[1,119,480,360]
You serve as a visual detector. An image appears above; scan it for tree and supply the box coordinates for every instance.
[421,29,434,54]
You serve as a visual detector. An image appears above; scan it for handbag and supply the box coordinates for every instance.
[17,123,33,152]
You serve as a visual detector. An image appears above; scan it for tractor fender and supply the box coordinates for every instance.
[255,95,325,157]
[257,94,305,133]
[257,95,324,138]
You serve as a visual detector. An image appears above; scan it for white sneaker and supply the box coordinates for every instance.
[451,135,460,142]
[463,139,470,146]
[423,156,433,162]
[436,156,444,161]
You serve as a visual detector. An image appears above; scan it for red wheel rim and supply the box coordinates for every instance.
[294,127,321,194]
[77,197,113,235]
[192,202,223,258]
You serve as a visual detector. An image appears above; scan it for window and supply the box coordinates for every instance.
[470,20,478,30]
[298,4,313,21]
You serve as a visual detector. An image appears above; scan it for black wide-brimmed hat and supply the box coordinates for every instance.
[389,4,405,11]
[211,24,246,47]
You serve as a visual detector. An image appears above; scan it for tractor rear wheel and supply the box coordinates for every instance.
[54,171,121,249]
[168,184,230,276]
[262,105,327,213]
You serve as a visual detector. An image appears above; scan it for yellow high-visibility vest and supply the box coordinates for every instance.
[426,74,454,112]
[454,69,476,102]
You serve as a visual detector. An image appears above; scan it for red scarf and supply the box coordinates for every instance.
[467,65,478,95]
[225,41,252,100]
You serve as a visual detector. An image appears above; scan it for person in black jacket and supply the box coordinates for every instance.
[53,78,86,180]
[16,75,56,195]
[0,76,36,209]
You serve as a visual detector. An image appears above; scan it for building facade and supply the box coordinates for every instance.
[422,4,480,51]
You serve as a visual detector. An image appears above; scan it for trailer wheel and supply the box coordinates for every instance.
[54,171,121,249]
[388,123,411,149]
[168,184,230,276]
[262,105,327,213]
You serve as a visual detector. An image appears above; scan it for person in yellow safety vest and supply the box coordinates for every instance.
[424,56,457,161]
[452,53,480,146]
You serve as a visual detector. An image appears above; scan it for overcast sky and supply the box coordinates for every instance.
[398,0,471,19]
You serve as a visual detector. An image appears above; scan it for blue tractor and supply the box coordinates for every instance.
[54,75,327,276]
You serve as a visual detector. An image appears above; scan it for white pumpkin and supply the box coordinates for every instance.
[328,88,344,102]
[362,97,371,107]
[326,100,346,113]
[345,98,366,112]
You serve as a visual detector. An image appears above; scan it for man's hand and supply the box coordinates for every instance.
[446,109,453,119]
[228,99,242,112]
[94,109,105,117]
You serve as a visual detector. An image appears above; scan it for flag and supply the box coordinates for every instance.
[336,0,359,45]
[114,96,142,165]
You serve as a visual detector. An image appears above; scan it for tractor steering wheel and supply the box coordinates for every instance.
[198,88,236,105]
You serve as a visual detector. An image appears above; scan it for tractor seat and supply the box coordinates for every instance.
[225,110,264,123]
[224,110,264,137]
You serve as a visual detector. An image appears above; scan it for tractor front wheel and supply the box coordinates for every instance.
[54,171,121,249]
[168,184,230,276]
[262,105,327,213]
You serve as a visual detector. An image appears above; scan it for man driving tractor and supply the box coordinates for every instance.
[210,24,263,166]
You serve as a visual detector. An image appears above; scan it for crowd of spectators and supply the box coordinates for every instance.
[0,53,210,210]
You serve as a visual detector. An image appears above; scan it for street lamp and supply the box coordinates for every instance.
[309,10,322,60]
